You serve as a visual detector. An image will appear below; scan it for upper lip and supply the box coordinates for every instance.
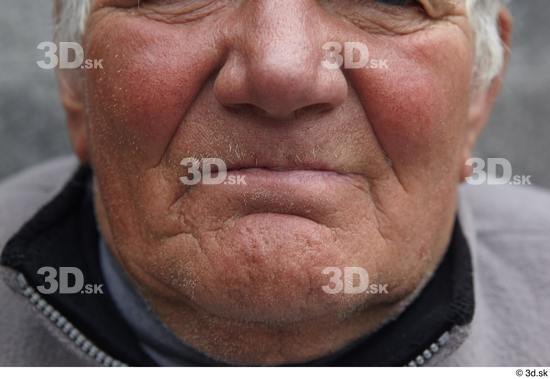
[218,159,348,176]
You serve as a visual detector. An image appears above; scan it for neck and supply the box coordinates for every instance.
[133,277,409,365]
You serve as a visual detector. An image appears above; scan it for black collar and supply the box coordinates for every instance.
[1,165,474,366]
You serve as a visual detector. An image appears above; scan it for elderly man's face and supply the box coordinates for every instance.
[63,0,506,364]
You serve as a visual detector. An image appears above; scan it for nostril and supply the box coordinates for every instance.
[225,103,270,118]
[294,103,334,118]
[225,102,335,120]
[224,102,292,120]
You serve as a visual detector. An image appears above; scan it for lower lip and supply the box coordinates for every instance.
[222,168,358,188]
[223,169,354,222]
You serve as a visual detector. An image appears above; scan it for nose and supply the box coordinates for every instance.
[214,0,348,120]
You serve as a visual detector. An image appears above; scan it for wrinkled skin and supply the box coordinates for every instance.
[59,0,511,365]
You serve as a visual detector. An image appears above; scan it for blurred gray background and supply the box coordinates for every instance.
[1,0,549,187]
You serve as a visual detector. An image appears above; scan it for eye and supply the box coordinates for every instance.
[140,0,183,4]
[351,0,422,11]
[138,0,201,6]
[374,0,419,6]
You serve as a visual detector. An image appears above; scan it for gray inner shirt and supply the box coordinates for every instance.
[99,238,225,366]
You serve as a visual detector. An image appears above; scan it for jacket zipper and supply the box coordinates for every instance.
[406,330,451,367]
[15,273,127,367]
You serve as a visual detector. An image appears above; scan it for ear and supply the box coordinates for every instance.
[460,7,513,182]
[58,71,89,163]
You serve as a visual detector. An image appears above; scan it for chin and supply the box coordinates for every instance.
[147,212,393,324]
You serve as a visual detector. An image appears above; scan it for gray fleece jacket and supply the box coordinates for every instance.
[0,156,549,366]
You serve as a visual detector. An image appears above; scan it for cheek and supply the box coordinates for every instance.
[351,30,474,184]
[84,14,222,169]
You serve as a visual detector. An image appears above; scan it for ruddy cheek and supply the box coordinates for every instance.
[349,34,472,175]
[85,16,222,168]
[364,68,452,161]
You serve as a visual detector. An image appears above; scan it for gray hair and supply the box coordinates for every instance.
[467,0,510,85]
[54,0,508,86]
[54,0,90,46]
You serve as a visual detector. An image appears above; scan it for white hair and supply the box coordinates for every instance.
[467,0,510,85]
[54,0,508,86]
[54,0,90,46]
